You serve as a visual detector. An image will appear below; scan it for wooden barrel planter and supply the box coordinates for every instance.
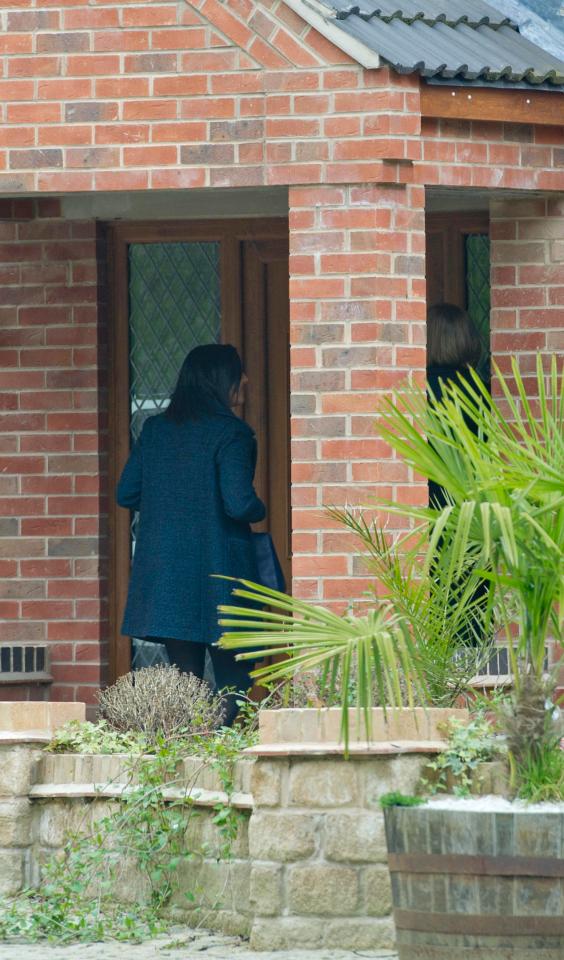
[384,801,564,959]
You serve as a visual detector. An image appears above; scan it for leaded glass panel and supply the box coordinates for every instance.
[465,234,491,381]
[127,241,221,669]
[129,241,221,441]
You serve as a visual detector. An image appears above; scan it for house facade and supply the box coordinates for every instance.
[0,0,563,703]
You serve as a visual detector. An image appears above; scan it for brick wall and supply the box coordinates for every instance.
[490,196,564,389]
[420,118,564,192]
[0,2,561,195]
[0,201,108,704]
[0,0,420,194]
[0,0,562,697]
[289,182,427,606]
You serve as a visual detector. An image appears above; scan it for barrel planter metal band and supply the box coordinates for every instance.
[394,910,564,936]
[388,852,564,877]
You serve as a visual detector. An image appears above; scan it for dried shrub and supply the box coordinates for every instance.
[98,664,225,740]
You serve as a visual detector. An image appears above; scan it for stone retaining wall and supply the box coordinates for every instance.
[247,751,429,951]
[0,710,447,950]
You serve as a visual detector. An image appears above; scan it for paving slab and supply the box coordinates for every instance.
[0,927,398,960]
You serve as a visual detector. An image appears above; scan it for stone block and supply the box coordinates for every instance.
[323,810,387,862]
[323,917,395,950]
[0,746,41,797]
[249,811,317,861]
[287,863,359,915]
[289,759,358,807]
[250,916,326,950]
[362,755,427,808]
[36,800,95,849]
[0,701,84,734]
[185,807,249,860]
[0,798,32,847]
[38,803,68,847]
[250,760,283,807]
[362,864,393,916]
[0,850,24,896]
[174,859,251,916]
[249,864,283,916]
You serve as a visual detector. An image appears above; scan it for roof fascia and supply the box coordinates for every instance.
[421,82,564,126]
[282,0,381,69]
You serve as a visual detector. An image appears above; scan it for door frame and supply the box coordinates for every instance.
[425,211,490,308]
[107,218,289,683]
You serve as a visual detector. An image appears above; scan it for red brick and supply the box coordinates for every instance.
[153,75,208,96]
[123,5,177,27]
[123,145,177,166]
[8,56,61,77]
[66,55,120,76]
[37,79,93,100]
[64,7,119,29]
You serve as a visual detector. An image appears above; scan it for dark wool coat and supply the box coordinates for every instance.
[427,363,489,508]
[116,408,266,645]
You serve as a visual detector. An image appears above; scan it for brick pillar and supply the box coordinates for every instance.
[490,195,564,392]
[0,200,108,705]
[288,183,427,608]
[490,195,564,681]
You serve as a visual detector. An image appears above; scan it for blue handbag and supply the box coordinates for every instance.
[252,532,286,593]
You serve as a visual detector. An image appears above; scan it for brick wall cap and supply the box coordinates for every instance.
[0,701,85,735]
[245,739,446,757]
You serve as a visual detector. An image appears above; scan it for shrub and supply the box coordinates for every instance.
[98,664,225,739]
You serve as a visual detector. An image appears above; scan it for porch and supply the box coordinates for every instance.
[0,179,562,703]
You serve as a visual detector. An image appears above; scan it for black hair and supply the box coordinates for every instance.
[427,303,482,368]
[166,343,243,422]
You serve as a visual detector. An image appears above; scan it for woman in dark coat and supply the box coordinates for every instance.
[116,344,266,724]
[427,302,486,508]
[426,302,489,646]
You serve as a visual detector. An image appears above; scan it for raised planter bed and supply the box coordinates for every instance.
[258,706,468,747]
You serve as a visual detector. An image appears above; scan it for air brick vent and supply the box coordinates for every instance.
[0,645,52,684]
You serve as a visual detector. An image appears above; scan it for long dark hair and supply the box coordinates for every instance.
[427,303,482,368]
[166,344,243,422]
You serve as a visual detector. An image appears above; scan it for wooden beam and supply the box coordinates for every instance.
[421,83,564,127]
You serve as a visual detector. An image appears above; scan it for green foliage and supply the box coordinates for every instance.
[380,791,425,808]
[46,720,149,755]
[328,512,495,705]
[219,579,428,750]
[376,354,563,792]
[423,714,504,797]
[515,744,564,803]
[220,353,563,795]
[0,718,257,944]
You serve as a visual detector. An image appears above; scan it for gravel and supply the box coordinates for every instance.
[0,928,398,960]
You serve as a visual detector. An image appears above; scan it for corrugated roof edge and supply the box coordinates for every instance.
[282,0,564,87]
[334,9,517,30]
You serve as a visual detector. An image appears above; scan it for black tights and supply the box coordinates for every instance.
[148,638,253,727]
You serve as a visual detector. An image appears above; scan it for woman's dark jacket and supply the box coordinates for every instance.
[116,408,266,645]
[427,363,489,507]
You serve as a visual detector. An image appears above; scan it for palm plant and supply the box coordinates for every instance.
[220,354,563,774]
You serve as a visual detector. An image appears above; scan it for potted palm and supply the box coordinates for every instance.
[220,354,564,956]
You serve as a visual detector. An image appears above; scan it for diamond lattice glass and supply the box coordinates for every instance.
[128,241,221,441]
[465,233,491,380]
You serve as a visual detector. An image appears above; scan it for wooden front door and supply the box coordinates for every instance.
[108,219,290,682]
